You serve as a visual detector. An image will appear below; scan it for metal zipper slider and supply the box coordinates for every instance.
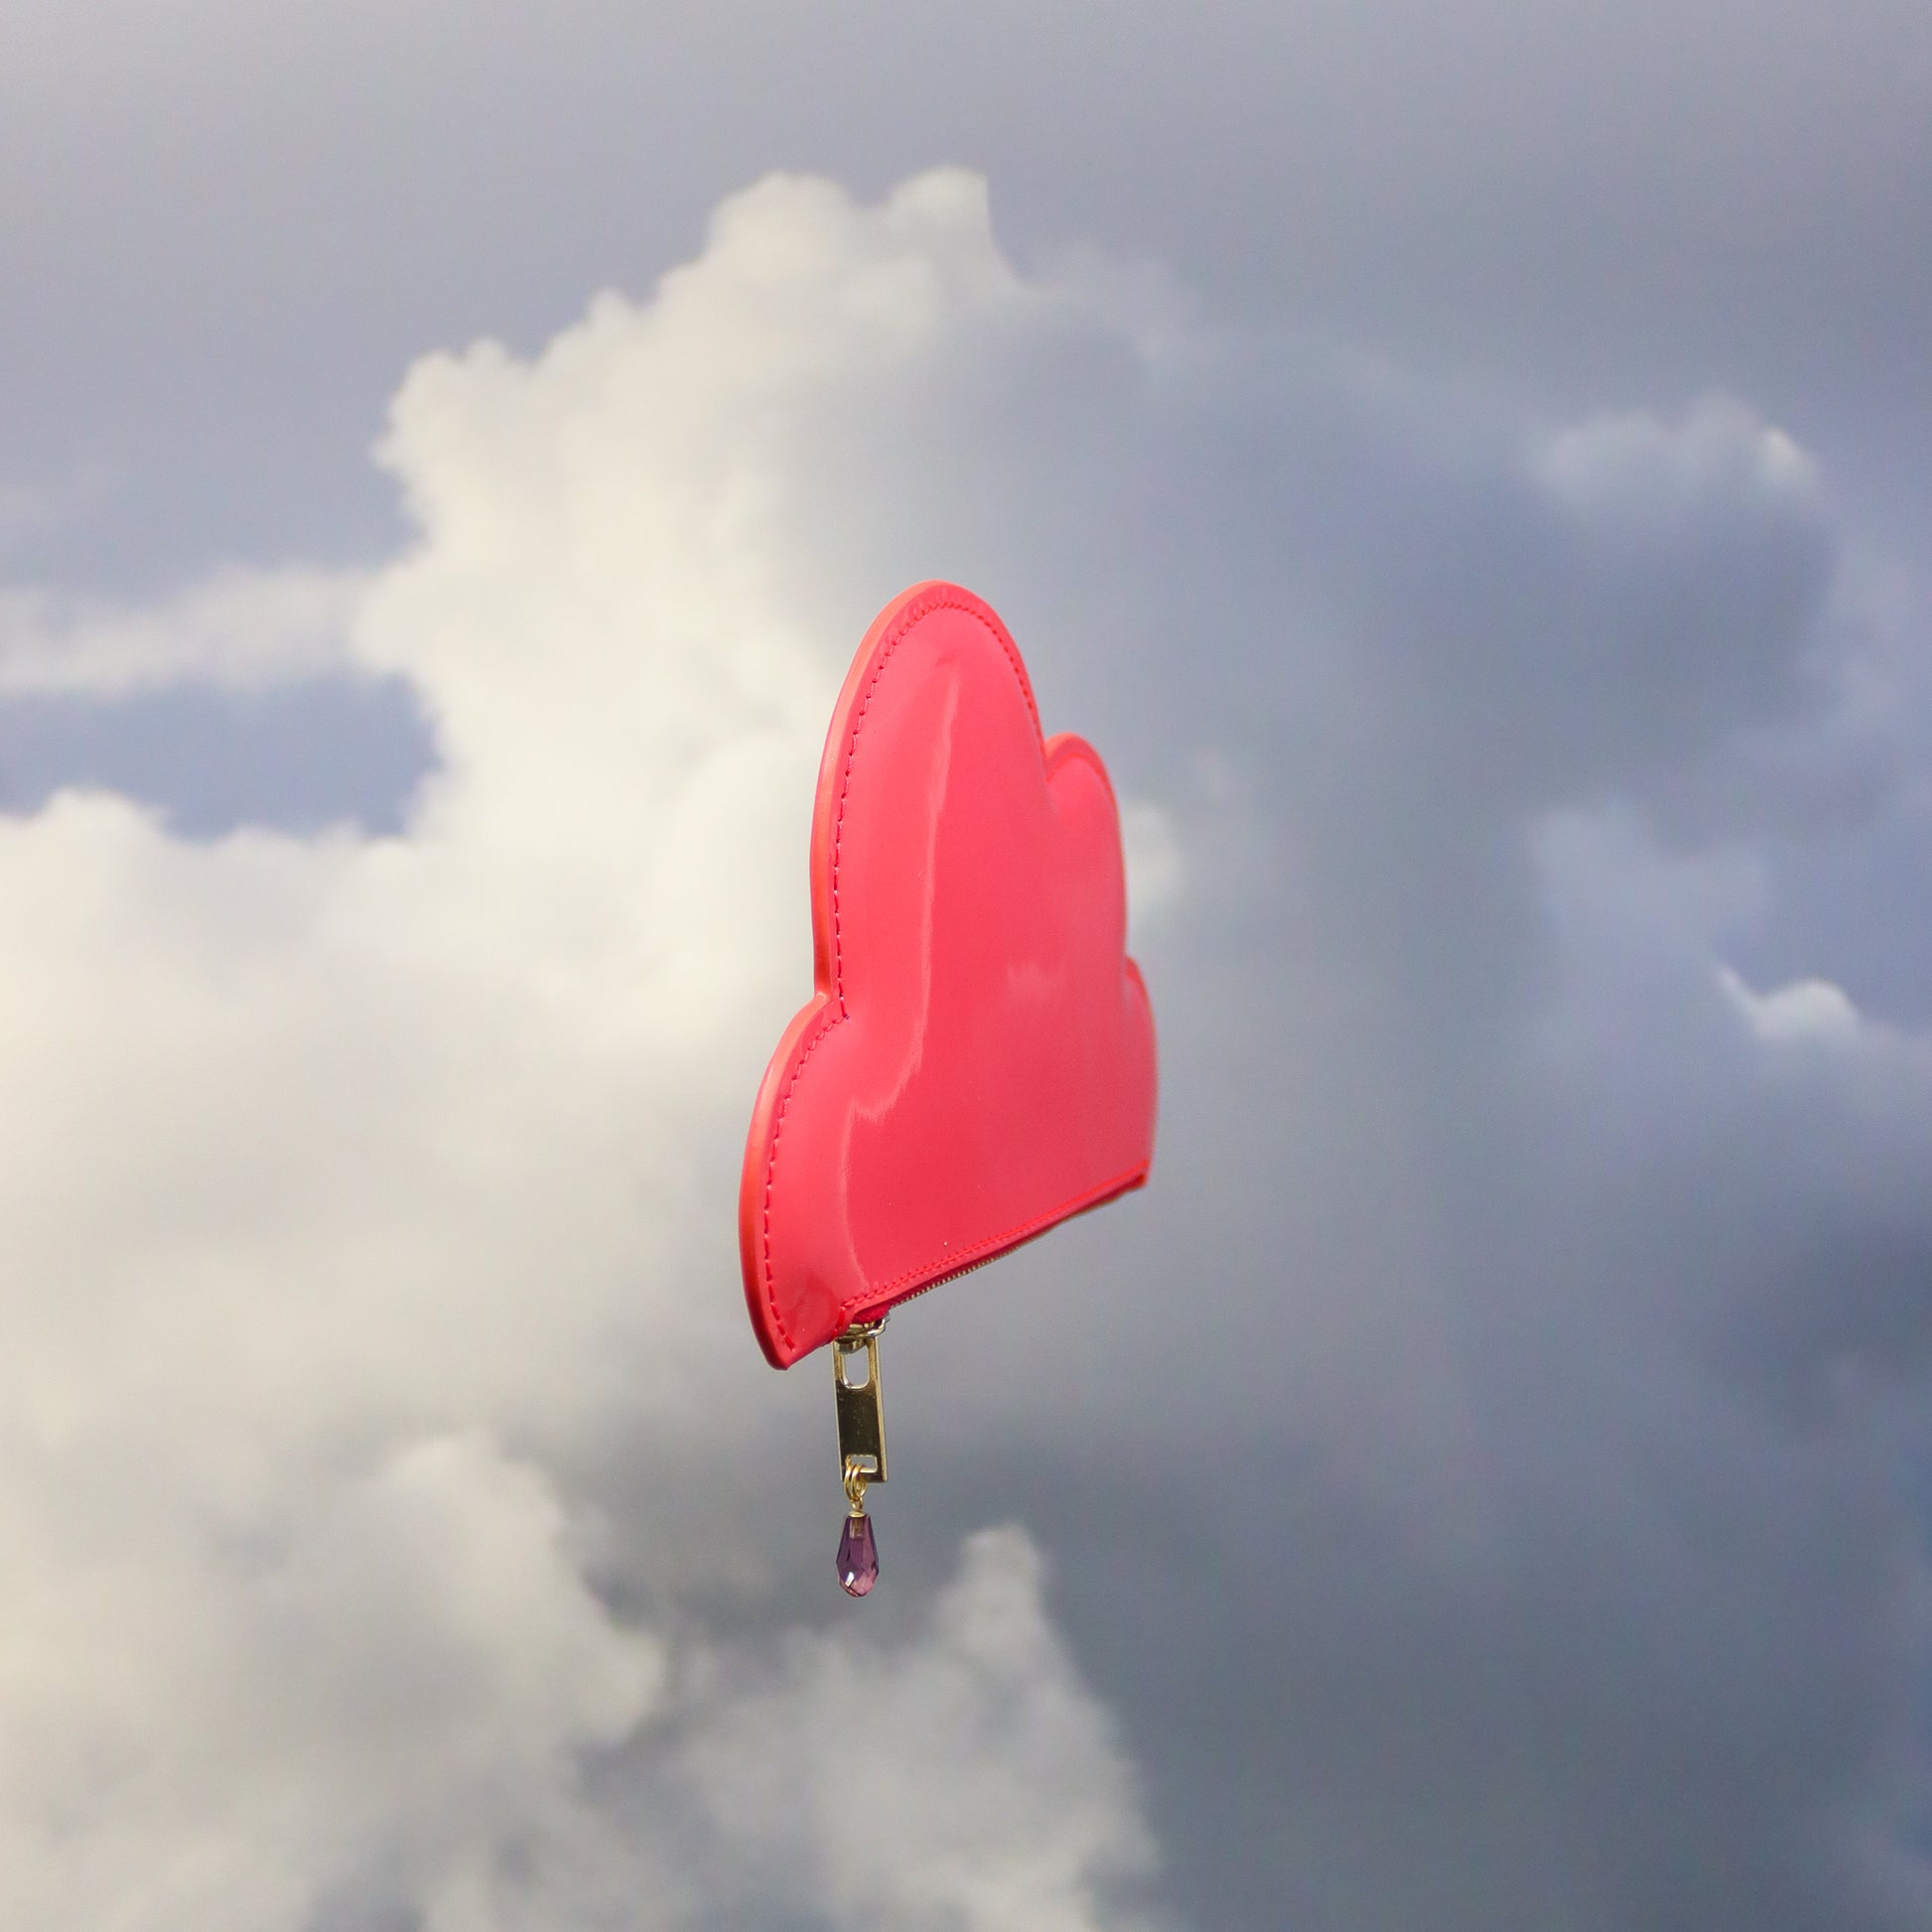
[832,1319,886,1595]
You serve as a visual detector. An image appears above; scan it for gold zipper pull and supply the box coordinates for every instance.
[832,1319,886,1595]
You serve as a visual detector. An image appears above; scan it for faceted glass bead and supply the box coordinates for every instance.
[837,1512,879,1596]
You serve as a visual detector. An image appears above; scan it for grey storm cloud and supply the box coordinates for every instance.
[2,52,1931,1932]
[6,0,1932,580]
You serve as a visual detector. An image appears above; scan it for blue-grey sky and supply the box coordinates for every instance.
[2,7,1931,1929]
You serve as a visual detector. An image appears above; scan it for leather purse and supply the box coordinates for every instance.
[738,581,1159,1591]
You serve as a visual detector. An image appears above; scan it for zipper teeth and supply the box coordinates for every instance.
[859,1168,1145,1325]
[902,1252,1002,1298]
[861,1248,1007,1322]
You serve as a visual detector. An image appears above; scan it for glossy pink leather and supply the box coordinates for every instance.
[740,582,1158,1368]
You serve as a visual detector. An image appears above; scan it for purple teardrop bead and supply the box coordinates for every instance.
[837,1512,879,1596]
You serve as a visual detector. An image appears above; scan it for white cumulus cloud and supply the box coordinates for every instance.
[1,165,1930,1931]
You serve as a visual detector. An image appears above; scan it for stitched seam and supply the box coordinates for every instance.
[835,1158,1148,1322]
[827,588,1037,1008]
[759,1010,835,1358]
[760,588,1046,1349]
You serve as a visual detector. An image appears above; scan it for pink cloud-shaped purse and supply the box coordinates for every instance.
[739,582,1158,1592]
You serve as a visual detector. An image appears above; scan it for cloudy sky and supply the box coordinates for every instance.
[3,3,1931,1927]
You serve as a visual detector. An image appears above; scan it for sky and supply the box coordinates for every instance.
[2,4,1931,1928]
